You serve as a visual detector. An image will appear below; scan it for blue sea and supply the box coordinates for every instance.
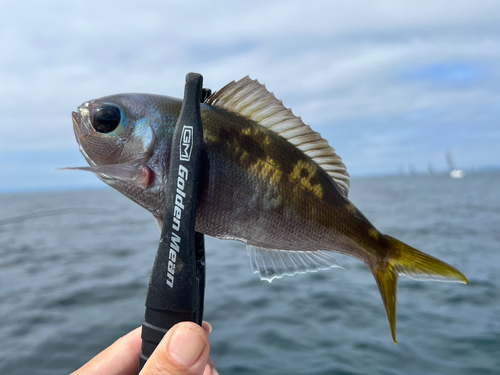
[0,173,498,374]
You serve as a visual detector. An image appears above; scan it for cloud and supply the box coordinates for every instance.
[1,0,500,189]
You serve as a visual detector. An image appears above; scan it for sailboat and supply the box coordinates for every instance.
[446,151,464,178]
[428,162,435,175]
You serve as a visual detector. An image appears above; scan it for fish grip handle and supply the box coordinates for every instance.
[139,73,207,371]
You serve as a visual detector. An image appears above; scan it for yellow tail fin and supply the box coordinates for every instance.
[370,235,468,344]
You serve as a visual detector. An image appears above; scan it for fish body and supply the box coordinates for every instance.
[71,77,467,342]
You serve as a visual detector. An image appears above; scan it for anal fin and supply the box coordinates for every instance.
[246,245,343,282]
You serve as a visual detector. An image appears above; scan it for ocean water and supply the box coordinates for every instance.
[0,173,498,375]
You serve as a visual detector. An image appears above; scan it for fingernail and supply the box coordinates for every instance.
[168,325,206,367]
[204,363,220,375]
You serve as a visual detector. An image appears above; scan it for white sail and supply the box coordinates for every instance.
[446,151,464,179]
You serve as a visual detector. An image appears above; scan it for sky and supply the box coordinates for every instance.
[1,0,499,192]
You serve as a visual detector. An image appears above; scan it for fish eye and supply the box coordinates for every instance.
[92,105,121,133]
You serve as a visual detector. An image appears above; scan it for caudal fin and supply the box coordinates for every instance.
[370,235,468,344]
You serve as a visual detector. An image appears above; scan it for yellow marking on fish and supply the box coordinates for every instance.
[239,152,250,166]
[290,160,323,199]
[369,228,380,240]
[312,184,323,198]
[248,155,283,185]
[263,135,272,146]
[202,128,219,143]
[241,127,253,136]
[346,203,357,214]
[241,125,272,146]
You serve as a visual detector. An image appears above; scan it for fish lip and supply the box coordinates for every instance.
[72,111,81,128]
[72,108,91,138]
[72,109,96,167]
[72,111,82,143]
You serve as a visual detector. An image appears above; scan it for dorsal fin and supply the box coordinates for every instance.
[206,76,350,196]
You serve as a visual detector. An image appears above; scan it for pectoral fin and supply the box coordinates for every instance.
[59,164,153,189]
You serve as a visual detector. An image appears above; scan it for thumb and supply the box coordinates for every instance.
[140,322,210,375]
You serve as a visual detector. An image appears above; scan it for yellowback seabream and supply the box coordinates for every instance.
[69,77,468,343]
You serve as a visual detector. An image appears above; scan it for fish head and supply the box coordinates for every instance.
[72,94,156,168]
[69,93,182,217]
[69,93,181,218]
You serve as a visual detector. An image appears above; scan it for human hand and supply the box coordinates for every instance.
[71,321,217,375]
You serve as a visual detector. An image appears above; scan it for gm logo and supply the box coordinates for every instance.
[180,126,193,161]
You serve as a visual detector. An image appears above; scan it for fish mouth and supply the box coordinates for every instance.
[72,108,91,141]
[72,111,82,145]
[71,111,81,127]
[72,108,96,166]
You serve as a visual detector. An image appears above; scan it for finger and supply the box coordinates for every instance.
[204,356,219,375]
[187,321,212,375]
[202,321,212,336]
[201,324,219,375]
[71,327,142,375]
[140,322,210,375]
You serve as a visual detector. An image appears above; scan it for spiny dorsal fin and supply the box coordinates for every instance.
[206,76,350,196]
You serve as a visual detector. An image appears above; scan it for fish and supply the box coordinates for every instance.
[69,76,467,343]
